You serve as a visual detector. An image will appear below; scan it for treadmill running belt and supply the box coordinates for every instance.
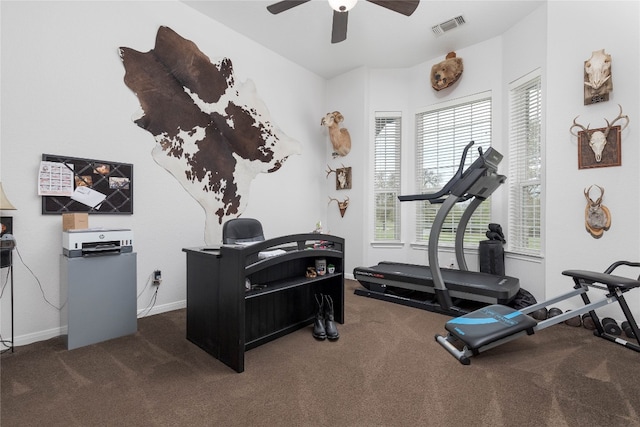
[353,261,519,305]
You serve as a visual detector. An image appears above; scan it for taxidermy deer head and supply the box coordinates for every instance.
[584,185,611,238]
[570,104,629,162]
[328,196,350,217]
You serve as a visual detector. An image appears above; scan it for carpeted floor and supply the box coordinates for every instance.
[2,280,640,426]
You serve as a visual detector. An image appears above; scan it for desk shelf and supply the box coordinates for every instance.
[183,234,344,373]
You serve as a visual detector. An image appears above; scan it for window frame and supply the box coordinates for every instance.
[508,70,543,257]
[413,92,493,247]
[373,112,402,242]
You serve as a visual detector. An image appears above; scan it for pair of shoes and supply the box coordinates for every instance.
[312,294,339,341]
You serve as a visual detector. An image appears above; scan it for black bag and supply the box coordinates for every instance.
[479,239,505,276]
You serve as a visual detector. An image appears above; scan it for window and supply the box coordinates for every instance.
[414,94,492,245]
[374,113,401,241]
[508,71,542,256]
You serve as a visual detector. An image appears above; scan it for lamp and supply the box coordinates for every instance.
[0,183,16,210]
[328,0,357,12]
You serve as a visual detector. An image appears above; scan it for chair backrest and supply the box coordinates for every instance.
[222,218,265,244]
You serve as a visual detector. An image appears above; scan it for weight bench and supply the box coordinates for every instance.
[436,260,640,364]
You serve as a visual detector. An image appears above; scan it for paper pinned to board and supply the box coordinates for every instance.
[258,249,286,259]
[38,161,74,196]
[71,186,106,208]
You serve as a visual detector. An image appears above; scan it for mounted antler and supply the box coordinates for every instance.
[328,196,350,217]
[604,104,630,135]
[326,164,351,190]
[326,165,336,179]
[571,104,629,162]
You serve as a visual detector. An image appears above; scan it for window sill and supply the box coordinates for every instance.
[370,241,404,249]
[505,252,544,263]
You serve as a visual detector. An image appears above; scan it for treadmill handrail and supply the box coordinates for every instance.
[398,141,476,202]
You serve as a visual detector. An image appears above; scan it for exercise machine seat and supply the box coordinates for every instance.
[222,218,265,244]
[562,270,640,291]
[444,304,537,350]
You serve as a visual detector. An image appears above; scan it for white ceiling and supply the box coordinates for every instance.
[182,0,545,79]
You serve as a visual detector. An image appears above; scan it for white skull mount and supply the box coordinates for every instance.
[584,49,611,92]
[584,185,611,238]
[570,104,629,162]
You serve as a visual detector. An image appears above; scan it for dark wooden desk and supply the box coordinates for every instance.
[183,234,344,373]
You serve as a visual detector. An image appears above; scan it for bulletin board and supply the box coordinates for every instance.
[1,216,13,268]
[41,154,133,214]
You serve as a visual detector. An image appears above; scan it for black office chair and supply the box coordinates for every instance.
[222,218,265,244]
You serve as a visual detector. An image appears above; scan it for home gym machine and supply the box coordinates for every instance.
[436,261,640,364]
[353,141,520,316]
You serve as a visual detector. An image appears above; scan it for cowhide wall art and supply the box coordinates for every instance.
[119,26,301,244]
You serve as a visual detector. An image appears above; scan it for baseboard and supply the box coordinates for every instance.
[137,299,186,318]
[11,300,187,348]
[12,326,65,347]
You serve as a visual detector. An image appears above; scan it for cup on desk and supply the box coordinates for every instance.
[315,258,326,276]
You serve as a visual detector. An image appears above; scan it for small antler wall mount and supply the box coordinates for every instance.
[328,196,350,218]
[570,104,629,169]
[584,185,611,238]
[326,164,352,190]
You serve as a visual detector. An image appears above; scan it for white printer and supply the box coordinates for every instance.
[63,228,133,258]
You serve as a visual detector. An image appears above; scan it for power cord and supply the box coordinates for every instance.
[0,240,65,311]
[137,271,159,317]
[13,244,65,311]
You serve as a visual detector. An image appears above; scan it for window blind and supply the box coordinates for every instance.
[508,73,542,255]
[414,96,492,245]
[374,113,401,241]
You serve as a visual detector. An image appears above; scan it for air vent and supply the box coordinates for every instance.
[432,15,466,37]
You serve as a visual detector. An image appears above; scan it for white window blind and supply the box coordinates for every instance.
[508,72,542,256]
[374,113,401,241]
[414,95,492,245]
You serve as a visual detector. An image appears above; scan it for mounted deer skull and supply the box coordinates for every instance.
[584,49,612,104]
[328,196,350,217]
[570,104,629,163]
[584,185,611,238]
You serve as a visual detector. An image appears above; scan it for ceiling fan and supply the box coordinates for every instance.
[267,0,420,44]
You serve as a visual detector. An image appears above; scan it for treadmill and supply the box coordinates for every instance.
[353,141,520,316]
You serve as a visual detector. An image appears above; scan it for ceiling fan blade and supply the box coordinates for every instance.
[267,0,312,15]
[331,10,348,44]
[366,0,420,16]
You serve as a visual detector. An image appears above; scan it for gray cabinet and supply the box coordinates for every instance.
[60,253,137,350]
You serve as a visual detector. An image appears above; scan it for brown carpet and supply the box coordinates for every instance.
[2,280,640,426]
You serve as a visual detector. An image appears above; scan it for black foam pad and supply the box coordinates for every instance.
[445,304,537,350]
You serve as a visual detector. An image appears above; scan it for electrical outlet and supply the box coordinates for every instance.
[153,270,162,286]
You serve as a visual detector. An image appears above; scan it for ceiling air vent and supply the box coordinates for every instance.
[432,15,466,37]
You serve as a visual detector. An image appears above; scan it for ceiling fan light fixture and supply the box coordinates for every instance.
[328,0,357,12]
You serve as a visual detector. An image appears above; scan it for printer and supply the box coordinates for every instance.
[63,228,133,258]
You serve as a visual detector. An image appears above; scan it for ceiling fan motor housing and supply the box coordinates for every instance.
[328,0,358,12]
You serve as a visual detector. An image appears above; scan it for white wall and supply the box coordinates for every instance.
[544,1,640,318]
[363,36,508,269]
[324,67,368,277]
[3,1,639,346]
[330,1,640,323]
[0,1,328,345]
